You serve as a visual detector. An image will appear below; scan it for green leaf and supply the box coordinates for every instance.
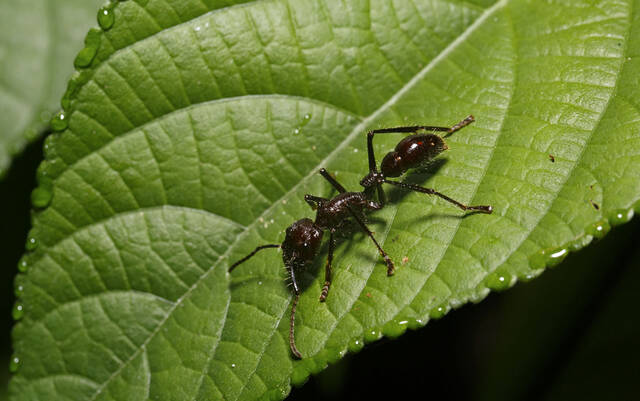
[0,0,105,177]
[10,0,640,400]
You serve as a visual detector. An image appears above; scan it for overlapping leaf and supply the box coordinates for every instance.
[10,0,640,400]
[0,0,105,177]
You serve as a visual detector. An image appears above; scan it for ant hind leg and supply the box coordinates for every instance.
[383,179,492,214]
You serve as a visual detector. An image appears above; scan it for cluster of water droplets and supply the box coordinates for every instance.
[292,113,312,135]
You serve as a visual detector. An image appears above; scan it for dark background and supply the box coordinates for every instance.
[2,138,639,400]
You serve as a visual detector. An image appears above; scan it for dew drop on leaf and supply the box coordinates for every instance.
[25,231,38,251]
[31,187,52,209]
[97,5,115,30]
[12,303,24,320]
[18,257,28,272]
[9,355,20,373]
[50,111,68,131]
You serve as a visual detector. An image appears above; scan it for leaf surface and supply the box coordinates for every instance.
[10,0,640,400]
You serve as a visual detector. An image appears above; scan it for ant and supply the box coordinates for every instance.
[360,115,493,214]
[229,168,394,359]
[229,115,493,359]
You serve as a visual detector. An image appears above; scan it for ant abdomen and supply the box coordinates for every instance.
[380,133,447,177]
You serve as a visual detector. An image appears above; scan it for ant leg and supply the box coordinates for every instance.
[319,232,336,302]
[444,115,475,137]
[383,179,493,214]
[319,168,347,193]
[229,244,280,272]
[289,292,302,359]
[304,194,327,211]
[285,263,303,358]
[346,206,395,275]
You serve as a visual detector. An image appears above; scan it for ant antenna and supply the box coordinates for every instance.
[228,244,280,272]
[289,292,302,359]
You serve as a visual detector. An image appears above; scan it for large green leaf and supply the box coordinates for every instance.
[10,0,640,400]
[0,0,105,177]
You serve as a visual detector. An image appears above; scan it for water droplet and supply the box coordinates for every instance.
[429,302,449,319]
[13,303,24,320]
[231,363,236,368]
[609,208,633,226]
[528,250,547,270]
[62,72,82,110]
[51,111,68,132]
[546,247,568,268]
[519,271,539,282]
[18,257,28,272]
[42,135,57,159]
[97,5,115,30]
[348,338,364,353]
[407,317,423,330]
[486,272,512,291]
[586,220,610,239]
[14,274,25,297]
[568,235,592,252]
[363,328,381,343]
[9,355,20,373]
[31,187,52,209]
[298,113,312,130]
[293,128,300,135]
[74,28,102,68]
[14,284,24,298]
[382,318,409,338]
[25,230,38,251]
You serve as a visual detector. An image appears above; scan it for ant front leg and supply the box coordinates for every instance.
[347,205,395,276]
[383,179,493,214]
[319,232,336,302]
[318,168,347,193]
[304,194,327,211]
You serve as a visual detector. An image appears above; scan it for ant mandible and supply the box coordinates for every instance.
[229,115,493,359]
[229,168,394,359]
[360,115,493,214]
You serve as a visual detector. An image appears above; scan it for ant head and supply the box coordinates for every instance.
[282,218,324,270]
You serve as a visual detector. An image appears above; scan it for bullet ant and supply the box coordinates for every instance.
[359,115,493,214]
[229,115,493,358]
